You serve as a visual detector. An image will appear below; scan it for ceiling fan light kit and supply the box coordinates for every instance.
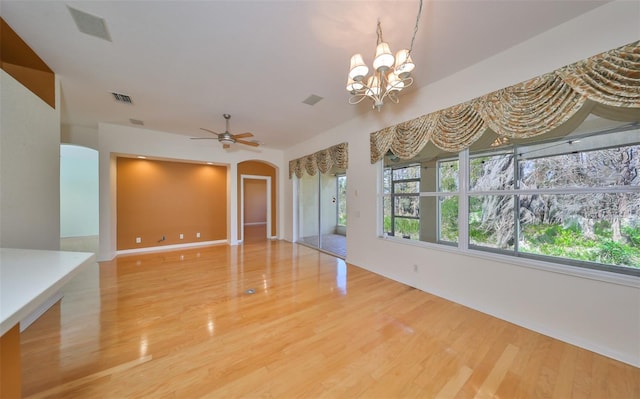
[346,0,423,111]
[192,113,259,149]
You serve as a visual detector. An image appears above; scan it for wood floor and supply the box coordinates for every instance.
[21,240,638,398]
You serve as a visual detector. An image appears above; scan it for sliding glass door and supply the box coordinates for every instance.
[298,172,320,248]
[297,168,347,258]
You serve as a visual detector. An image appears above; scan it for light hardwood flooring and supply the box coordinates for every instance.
[22,240,639,398]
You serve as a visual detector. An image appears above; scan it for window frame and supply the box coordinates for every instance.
[380,128,640,278]
[385,165,421,238]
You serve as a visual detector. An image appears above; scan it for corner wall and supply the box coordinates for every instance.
[0,17,60,250]
[283,1,640,366]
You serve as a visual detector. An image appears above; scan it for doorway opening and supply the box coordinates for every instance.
[60,144,99,253]
[240,175,271,243]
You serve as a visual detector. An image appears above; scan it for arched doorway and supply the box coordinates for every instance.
[60,144,99,252]
[237,160,277,243]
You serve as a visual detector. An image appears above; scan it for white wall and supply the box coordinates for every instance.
[60,145,99,237]
[0,71,61,250]
[283,1,640,366]
[61,124,99,150]
[96,123,285,261]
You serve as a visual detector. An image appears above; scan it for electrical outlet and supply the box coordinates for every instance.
[179,233,184,239]
[413,264,418,273]
[136,237,141,244]
[196,232,200,238]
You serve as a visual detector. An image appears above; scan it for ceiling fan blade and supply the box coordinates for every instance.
[235,139,260,147]
[223,143,231,149]
[200,128,221,136]
[233,132,254,139]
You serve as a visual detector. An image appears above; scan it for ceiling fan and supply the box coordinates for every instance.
[191,113,259,149]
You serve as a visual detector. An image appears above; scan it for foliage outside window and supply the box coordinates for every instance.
[383,165,420,239]
[382,122,640,276]
[337,175,347,226]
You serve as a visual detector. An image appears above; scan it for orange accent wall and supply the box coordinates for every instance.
[117,158,227,250]
[0,18,55,108]
[243,179,267,224]
[238,161,277,237]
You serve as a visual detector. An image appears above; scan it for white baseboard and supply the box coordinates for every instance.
[116,240,227,256]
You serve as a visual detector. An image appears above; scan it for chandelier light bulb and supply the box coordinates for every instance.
[373,42,394,72]
[348,53,369,81]
[346,77,364,93]
[394,49,415,78]
[386,72,404,91]
[366,75,381,96]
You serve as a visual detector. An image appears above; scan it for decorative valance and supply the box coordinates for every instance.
[371,40,640,163]
[289,143,348,179]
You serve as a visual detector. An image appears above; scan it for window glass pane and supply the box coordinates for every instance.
[337,175,347,226]
[519,144,640,189]
[438,160,459,192]
[393,165,420,180]
[383,196,392,234]
[439,195,459,243]
[394,218,419,240]
[298,173,319,248]
[394,195,420,218]
[383,168,392,194]
[470,152,514,191]
[469,195,515,250]
[519,192,640,269]
[394,181,419,193]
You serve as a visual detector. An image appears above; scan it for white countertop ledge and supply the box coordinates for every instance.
[0,248,96,336]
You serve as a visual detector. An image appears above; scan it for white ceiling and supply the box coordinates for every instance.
[1,0,608,149]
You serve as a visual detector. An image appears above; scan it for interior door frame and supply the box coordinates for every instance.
[239,174,271,243]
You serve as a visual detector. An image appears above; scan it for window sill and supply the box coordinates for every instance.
[378,235,640,288]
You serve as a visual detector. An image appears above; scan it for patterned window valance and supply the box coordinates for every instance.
[289,142,348,179]
[371,41,640,163]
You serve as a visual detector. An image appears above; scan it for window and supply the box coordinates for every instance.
[382,121,640,276]
[383,165,420,239]
[337,174,347,226]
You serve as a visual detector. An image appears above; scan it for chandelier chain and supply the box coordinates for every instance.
[376,20,383,46]
[409,0,423,54]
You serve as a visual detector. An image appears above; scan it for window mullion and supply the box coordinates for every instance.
[459,149,469,250]
[513,146,520,255]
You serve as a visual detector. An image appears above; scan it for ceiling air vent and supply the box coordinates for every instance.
[302,94,323,106]
[112,92,133,104]
[129,118,144,126]
[68,6,112,42]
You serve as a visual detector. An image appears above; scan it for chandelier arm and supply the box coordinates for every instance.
[349,93,372,105]
[401,76,414,88]
[385,90,400,104]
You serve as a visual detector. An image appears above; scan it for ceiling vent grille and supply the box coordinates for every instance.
[68,6,112,42]
[302,94,323,106]
[129,118,144,126]
[112,92,133,104]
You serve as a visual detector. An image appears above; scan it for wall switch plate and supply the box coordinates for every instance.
[196,232,200,238]
[179,233,184,239]
[136,237,141,244]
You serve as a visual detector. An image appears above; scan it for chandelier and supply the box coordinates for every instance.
[346,0,423,111]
